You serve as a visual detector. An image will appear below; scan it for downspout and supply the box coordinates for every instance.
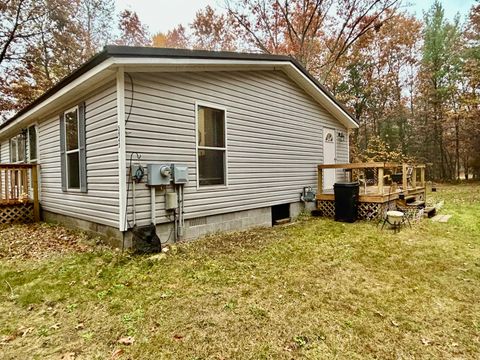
[116,66,127,233]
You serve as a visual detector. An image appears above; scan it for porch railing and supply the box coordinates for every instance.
[317,162,426,196]
[0,164,40,221]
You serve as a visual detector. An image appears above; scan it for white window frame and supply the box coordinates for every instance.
[63,106,81,191]
[27,124,38,163]
[195,101,228,190]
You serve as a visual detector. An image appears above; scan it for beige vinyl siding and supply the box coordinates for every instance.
[0,140,9,163]
[38,83,119,227]
[124,70,349,226]
[0,140,8,199]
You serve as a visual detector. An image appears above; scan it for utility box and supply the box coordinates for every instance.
[171,164,189,184]
[147,164,171,186]
[165,192,178,210]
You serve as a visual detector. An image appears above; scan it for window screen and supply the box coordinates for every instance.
[64,108,80,189]
[197,105,226,186]
[28,126,37,162]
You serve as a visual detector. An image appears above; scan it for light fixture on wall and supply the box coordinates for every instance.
[337,131,346,142]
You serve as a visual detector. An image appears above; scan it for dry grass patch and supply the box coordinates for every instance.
[0,183,479,359]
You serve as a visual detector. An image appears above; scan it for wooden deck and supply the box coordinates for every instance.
[316,162,427,220]
[316,185,426,203]
[0,164,40,223]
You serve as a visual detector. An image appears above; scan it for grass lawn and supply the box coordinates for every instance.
[1,183,479,359]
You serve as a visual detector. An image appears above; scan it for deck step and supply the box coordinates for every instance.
[431,214,452,223]
[407,200,425,207]
[423,206,436,218]
[405,195,416,203]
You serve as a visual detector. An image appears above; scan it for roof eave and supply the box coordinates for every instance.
[0,47,358,135]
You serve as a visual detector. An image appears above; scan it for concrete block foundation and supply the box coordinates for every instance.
[43,202,308,249]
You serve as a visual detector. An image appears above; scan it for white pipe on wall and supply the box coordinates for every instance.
[150,186,155,224]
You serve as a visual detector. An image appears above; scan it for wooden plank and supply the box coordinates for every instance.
[412,167,417,188]
[0,163,36,169]
[432,214,452,223]
[439,215,452,223]
[318,162,401,170]
[420,168,425,188]
[274,218,291,225]
[31,165,40,222]
[378,167,384,195]
[407,200,425,207]
[402,164,408,191]
[4,169,9,202]
[317,168,323,195]
[424,206,436,218]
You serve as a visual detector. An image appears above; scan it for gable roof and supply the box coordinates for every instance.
[0,46,358,133]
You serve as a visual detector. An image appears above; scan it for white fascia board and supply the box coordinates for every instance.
[111,56,288,67]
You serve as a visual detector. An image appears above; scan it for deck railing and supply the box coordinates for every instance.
[317,162,426,197]
[0,164,40,221]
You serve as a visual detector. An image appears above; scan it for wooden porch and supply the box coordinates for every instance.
[0,164,40,224]
[316,162,427,220]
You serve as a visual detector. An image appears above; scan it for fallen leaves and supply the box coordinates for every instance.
[0,223,101,260]
[0,326,35,345]
[421,337,432,346]
[1,334,16,344]
[60,352,76,360]
[111,348,124,359]
[117,336,135,345]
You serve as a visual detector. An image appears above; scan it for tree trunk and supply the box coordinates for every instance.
[455,117,460,180]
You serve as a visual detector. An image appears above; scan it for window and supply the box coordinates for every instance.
[60,102,87,192]
[196,104,227,186]
[9,134,25,163]
[10,138,17,163]
[28,125,37,162]
[63,107,80,189]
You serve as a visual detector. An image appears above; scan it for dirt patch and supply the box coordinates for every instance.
[0,223,101,260]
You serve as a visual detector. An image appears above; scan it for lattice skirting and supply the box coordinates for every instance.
[0,203,35,224]
[316,200,397,221]
[396,205,425,223]
[317,200,336,218]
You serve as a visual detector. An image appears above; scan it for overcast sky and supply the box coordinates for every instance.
[114,0,477,35]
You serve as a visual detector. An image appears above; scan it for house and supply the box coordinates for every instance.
[0,46,358,246]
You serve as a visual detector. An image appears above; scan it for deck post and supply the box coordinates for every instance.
[317,167,323,194]
[32,165,40,222]
[412,167,417,188]
[420,167,425,188]
[5,169,9,202]
[378,167,384,194]
[402,163,408,192]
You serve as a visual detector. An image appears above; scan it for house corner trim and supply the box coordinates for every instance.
[116,66,127,231]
